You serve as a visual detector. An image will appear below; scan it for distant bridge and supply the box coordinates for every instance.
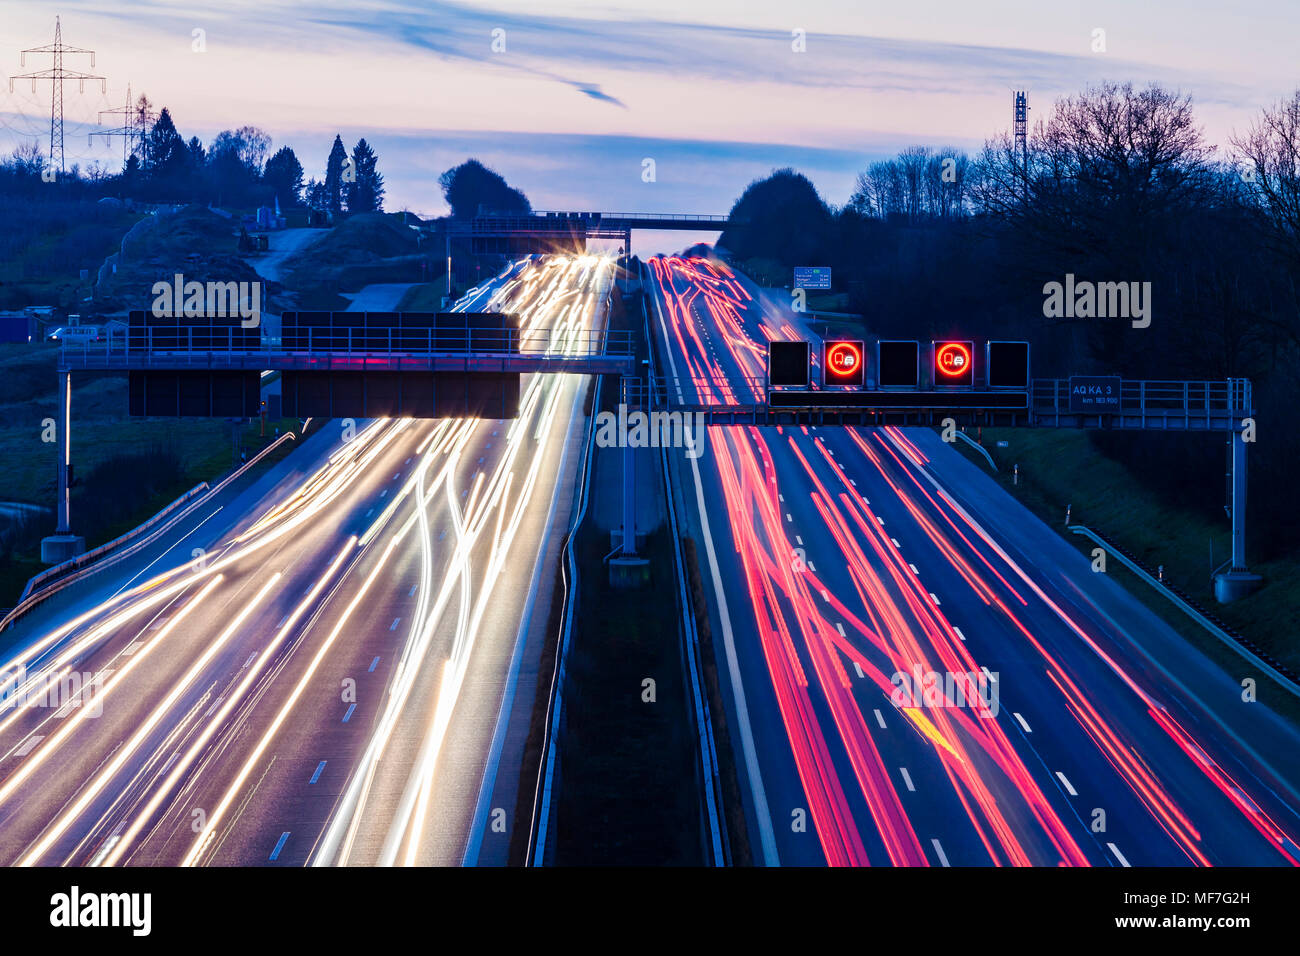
[433,211,744,256]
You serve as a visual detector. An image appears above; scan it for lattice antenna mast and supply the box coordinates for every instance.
[1013,90,1029,192]
[95,83,156,168]
[11,17,105,173]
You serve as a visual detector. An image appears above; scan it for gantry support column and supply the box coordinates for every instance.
[1215,428,1263,602]
[41,368,86,564]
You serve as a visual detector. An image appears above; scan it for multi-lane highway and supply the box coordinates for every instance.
[648,254,1300,866]
[0,254,611,867]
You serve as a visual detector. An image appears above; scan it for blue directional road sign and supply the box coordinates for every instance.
[1069,376,1122,414]
[793,267,832,290]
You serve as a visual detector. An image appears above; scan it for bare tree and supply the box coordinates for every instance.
[1232,90,1300,261]
[973,81,1213,267]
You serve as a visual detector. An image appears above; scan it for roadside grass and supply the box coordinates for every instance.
[0,341,299,607]
[945,427,1300,713]
[395,283,445,312]
[0,197,141,310]
[280,213,429,293]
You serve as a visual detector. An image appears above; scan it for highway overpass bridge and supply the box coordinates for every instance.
[433,211,742,257]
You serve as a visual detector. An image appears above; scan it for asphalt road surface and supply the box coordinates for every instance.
[648,254,1300,867]
[0,254,611,867]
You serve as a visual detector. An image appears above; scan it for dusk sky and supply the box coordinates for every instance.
[2,1,1295,253]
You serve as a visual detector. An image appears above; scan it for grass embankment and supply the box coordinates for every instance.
[280,213,436,293]
[395,283,445,312]
[95,205,261,313]
[947,427,1300,700]
[0,196,141,310]
[0,342,297,607]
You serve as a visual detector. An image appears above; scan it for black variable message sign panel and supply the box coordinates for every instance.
[878,341,919,388]
[986,341,1030,388]
[768,340,810,387]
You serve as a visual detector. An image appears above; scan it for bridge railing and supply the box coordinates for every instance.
[626,374,1253,425]
[1030,378,1253,420]
[58,325,636,368]
[529,211,736,223]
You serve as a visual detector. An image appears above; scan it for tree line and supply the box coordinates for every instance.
[718,81,1300,560]
[0,98,385,214]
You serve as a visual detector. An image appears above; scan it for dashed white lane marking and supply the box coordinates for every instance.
[390,618,401,631]
[873,709,887,729]
[835,622,845,636]
[795,535,803,546]
[1013,712,1032,732]
[850,479,857,487]
[15,736,43,757]
[243,653,256,668]
[876,516,885,525]
[953,626,966,641]
[778,493,784,502]
[1107,842,1131,867]
[807,561,816,572]
[852,661,864,678]
[909,563,920,574]
[930,592,941,605]
[205,695,225,718]
[409,585,417,597]
[820,590,829,602]
[891,538,901,548]
[899,767,916,792]
[122,642,141,657]
[1056,772,1078,796]
[981,666,997,683]
[785,513,792,522]
[931,838,950,867]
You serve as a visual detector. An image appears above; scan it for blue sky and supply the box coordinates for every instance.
[2,1,1295,253]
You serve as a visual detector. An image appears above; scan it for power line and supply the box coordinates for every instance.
[10,16,105,173]
[95,83,156,169]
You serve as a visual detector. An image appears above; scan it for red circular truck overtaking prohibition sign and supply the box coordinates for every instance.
[936,342,972,378]
[826,341,862,379]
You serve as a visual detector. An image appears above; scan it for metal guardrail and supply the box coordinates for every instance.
[528,280,618,866]
[0,430,298,635]
[528,373,601,867]
[1069,524,1300,699]
[640,284,729,865]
